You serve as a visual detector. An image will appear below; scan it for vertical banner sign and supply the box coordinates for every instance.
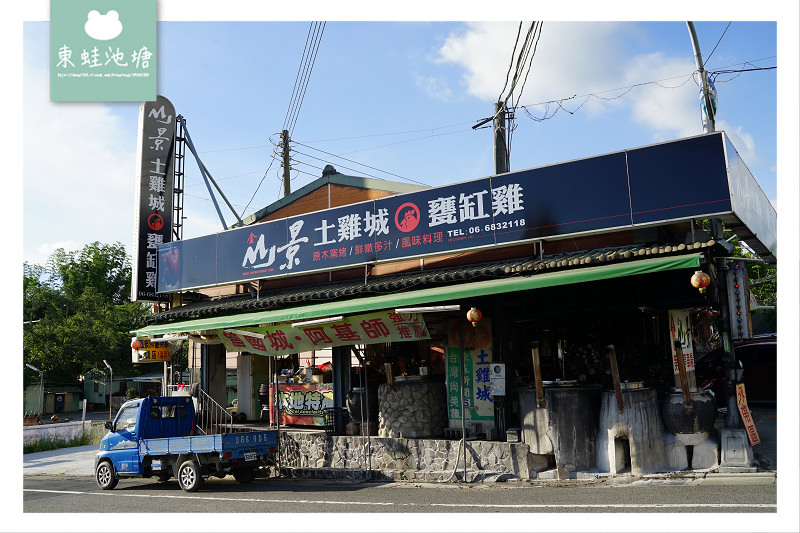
[668,309,695,374]
[446,318,494,428]
[735,383,760,446]
[131,95,176,301]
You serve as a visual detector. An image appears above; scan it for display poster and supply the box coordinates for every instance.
[269,384,333,426]
[668,309,696,373]
[215,310,429,357]
[446,317,494,427]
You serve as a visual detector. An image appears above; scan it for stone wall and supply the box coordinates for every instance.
[378,381,447,439]
[277,431,546,482]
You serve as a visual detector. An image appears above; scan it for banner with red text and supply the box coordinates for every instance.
[215,310,429,356]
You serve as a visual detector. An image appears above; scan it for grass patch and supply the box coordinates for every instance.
[23,431,103,454]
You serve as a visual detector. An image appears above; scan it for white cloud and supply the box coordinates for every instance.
[716,120,758,166]
[413,72,454,102]
[435,22,631,104]
[621,52,699,138]
[433,22,708,140]
[23,64,137,265]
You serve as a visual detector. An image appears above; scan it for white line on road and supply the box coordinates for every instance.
[23,489,777,511]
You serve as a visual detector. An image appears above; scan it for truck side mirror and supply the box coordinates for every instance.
[104,421,113,430]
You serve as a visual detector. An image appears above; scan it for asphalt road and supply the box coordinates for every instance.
[23,473,778,512]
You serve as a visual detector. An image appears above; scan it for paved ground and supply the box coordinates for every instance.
[23,406,777,480]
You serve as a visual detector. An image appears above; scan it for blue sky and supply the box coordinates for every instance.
[18,9,792,266]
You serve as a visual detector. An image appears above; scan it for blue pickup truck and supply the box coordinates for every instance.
[94,395,279,492]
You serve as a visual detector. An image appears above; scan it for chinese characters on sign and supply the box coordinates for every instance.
[132,96,176,301]
[668,309,696,373]
[131,338,171,363]
[157,176,530,292]
[269,384,334,426]
[215,310,430,357]
[157,134,739,294]
[735,383,761,446]
[50,0,157,101]
[446,318,494,426]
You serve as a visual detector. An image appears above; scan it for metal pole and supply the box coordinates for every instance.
[493,101,509,174]
[178,116,228,229]
[686,22,716,133]
[460,320,467,482]
[103,360,113,421]
[281,130,292,197]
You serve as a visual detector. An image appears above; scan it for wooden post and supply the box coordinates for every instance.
[674,340,693,409]
[531,342,544,408]
[607,344,624,414]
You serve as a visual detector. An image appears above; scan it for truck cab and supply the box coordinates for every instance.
[97,396,195,480]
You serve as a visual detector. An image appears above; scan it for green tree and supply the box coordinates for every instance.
[23,242,151,386]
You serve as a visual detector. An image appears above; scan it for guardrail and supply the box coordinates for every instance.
[168,384,233,435]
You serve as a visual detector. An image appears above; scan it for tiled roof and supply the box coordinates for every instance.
[144,240,716,325]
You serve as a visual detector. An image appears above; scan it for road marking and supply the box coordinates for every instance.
[23,489,777,510]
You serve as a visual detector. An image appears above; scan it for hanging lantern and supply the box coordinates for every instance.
[690,270,710,293]
[466,307,482,328]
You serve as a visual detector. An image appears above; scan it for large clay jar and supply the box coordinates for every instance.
[346,387,379,422]
[661,391,718,446]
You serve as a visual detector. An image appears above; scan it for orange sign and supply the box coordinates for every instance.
[736,383,760,446]
[131,339,172,363]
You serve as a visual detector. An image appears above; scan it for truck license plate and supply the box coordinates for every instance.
[243,452,257,462]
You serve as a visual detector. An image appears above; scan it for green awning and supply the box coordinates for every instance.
[135,253,700,337]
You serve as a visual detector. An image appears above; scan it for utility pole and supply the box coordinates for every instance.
[686,22,716,133]
[493,101,509,175]
[281,129,292,197]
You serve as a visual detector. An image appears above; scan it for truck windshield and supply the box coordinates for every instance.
[116,405,139,430]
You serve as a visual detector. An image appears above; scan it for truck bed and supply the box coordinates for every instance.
[139,430,278,459]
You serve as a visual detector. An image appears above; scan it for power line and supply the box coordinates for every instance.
[511,57,775,123]
[703,22,732,67]
[292,141,428,186]
[241,133,282,216]
[282,21,326,136]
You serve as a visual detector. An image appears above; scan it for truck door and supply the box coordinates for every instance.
[106,402,142,475]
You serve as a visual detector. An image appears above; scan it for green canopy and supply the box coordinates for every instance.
[135,254,700,337]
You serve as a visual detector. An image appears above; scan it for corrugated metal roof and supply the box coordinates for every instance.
[144,240,716,326]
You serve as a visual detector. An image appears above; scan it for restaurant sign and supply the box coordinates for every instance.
[158,133,750,293]
[447,318,495,424]
[132,95,176,301]
[668,309,695,373]
[131,338,172,363]
[215,310,430,357]
[736,383,761,446]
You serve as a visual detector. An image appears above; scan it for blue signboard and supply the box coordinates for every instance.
[157,133,750,293]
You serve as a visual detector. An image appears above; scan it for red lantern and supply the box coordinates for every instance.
[466,307,482,328]
[690,270,710,293]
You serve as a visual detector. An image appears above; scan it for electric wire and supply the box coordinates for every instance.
[703,22,732,67]
[282,21,326,136]
[292,142,429,186]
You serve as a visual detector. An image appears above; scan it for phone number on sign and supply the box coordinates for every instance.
[484,219,526,232]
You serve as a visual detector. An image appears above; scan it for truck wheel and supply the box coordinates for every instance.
[177,460,203,492]
[95,460,119,490]
[233,468,256,484]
